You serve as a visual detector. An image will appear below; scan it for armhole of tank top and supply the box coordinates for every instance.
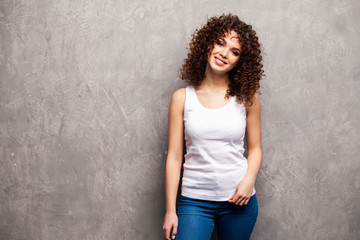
[242,96,247,126]
[183,86,189,120]
[243,96,248,119]
[233,95,247,121]
[238,94,246,115]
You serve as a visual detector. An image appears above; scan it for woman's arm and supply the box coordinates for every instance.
[229,92,262,206]
[245,92,262,183]
[163,88,185,240]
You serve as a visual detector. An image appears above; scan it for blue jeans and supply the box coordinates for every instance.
[175,194,258,240]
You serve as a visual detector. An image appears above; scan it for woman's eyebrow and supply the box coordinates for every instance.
[228,37,241,51]
[226,40,241,51]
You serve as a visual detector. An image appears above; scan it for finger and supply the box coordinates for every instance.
[162,226,167,239]
[164,226,171,240]
[231,191,240,202]
[240,197,249,206]
[233,194,240,204]
[235,195,244,205]
[171,224,178,239]
[163,229,167,240]
[229,190,237,202]
[233,194,242,204]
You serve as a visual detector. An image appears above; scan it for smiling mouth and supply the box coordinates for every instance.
[215,56,227,65]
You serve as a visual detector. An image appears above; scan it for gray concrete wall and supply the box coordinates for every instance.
[0,0,359,239]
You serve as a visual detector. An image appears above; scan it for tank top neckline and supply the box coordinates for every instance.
[190,85,234,111]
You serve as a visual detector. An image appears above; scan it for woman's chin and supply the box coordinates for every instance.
[208,66,230,76]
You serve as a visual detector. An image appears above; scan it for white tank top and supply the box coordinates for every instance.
[181,85,256,201]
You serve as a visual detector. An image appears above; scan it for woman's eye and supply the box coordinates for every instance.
[217,40,224,46]
[232,51,240,56]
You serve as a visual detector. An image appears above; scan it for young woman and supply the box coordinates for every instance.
[163,14,265,240]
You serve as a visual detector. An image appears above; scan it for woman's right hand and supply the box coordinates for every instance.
[162,212,178,240]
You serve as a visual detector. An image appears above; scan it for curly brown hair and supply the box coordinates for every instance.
[180,14,265,105]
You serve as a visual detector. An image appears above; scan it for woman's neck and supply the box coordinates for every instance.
[201,63,230,90]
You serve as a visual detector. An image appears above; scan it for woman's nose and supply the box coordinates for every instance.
[219,47,229,58]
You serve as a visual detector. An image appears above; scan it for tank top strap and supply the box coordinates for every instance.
[184,86,196,119]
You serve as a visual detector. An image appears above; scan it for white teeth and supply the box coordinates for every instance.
[215,57,226,64]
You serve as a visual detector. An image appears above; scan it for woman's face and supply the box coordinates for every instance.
[207,30,241,75]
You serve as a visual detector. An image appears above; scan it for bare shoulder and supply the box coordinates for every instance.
[245,92,261,114]
[172,87,186,100]
[170,87,186,113]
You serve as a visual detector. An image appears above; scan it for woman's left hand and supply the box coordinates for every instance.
[229,175,255,206]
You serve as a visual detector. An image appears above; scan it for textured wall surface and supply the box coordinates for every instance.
[1,0,359,239]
